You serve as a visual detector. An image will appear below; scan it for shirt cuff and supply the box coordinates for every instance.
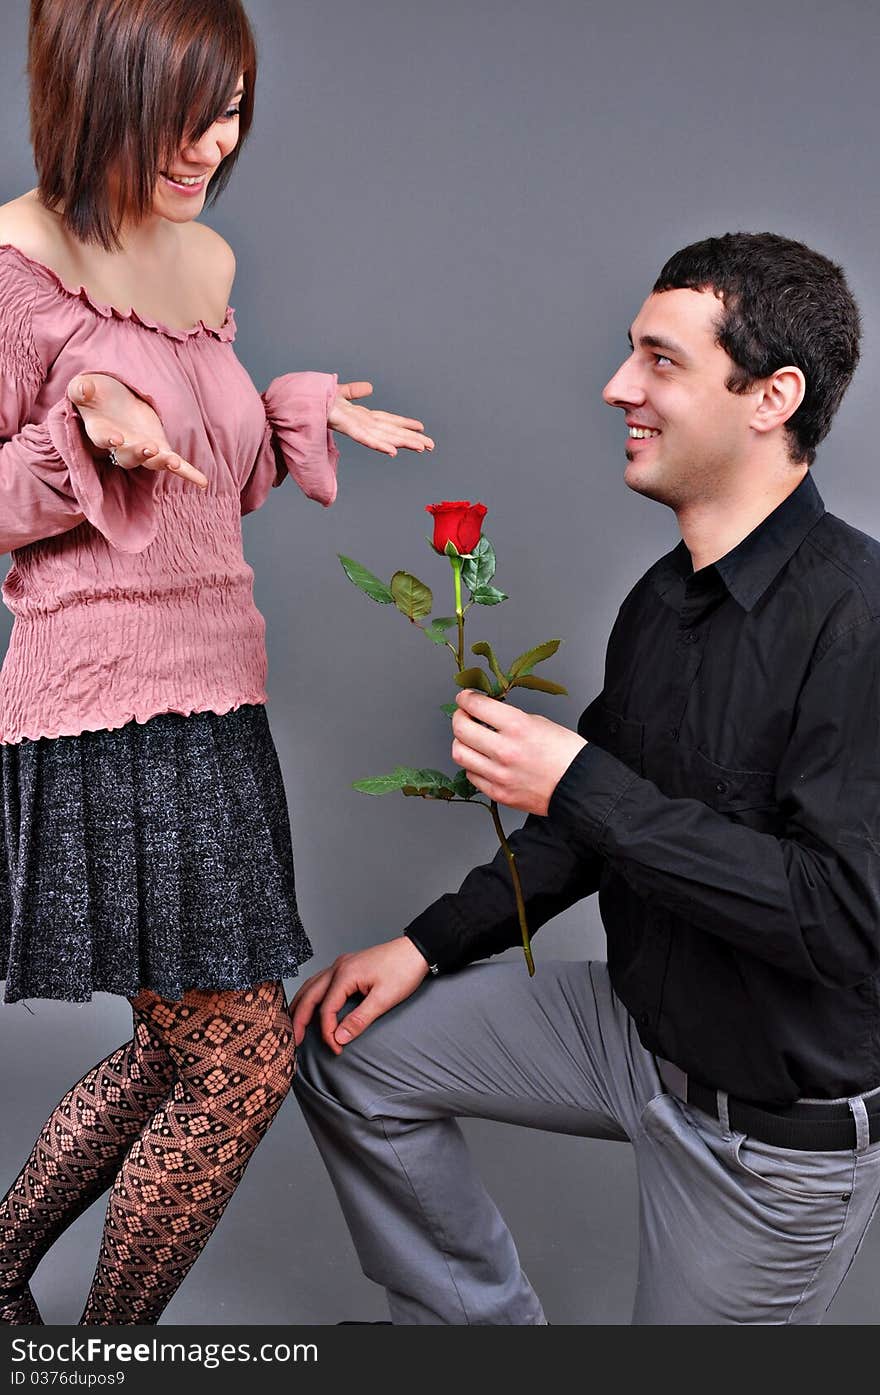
[404,900,472,975]
[261,371,340,506]
[547,741,640,854]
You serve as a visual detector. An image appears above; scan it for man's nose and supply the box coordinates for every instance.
[602,357,644,409]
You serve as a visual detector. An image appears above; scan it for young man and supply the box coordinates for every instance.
[291,233,880,1324]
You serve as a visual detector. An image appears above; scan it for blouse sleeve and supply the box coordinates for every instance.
[240,370,340,516]
[0,255,163,557]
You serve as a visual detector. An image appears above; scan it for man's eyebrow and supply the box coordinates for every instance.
[627,329,689,360]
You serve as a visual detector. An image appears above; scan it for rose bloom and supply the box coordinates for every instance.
[426,500,487,555]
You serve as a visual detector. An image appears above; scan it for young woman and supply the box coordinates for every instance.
[0,0,432,1325]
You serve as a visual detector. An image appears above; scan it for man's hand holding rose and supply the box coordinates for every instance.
[451,689,587,816]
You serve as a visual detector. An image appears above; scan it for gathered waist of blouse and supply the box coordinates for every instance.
[2,485,253,617]
[0,488,271,744]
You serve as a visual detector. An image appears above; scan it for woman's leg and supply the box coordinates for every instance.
[79,980,294,1326]
[0,1008,177,1325]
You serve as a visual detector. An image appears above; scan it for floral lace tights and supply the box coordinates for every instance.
[0,980,294,1325]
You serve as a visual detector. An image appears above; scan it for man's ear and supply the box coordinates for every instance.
[750,366,806,437]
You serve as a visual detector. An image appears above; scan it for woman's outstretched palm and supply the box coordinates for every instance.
[330,380,435,457]
[67,373,208,488]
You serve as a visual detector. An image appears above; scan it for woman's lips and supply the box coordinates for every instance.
[160,172,207,196]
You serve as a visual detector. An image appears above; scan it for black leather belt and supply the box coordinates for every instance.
[655,1057,880,1152]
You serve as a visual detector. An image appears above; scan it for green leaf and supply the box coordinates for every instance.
[444,539,461,558]
[469,584,508,606]
[390,571,433,619]
[509,675,569,696]
[424,616,457,645]
[471,640,506,685]
[393,765,426,784]
[399,768,459,800]
[452,770,479,800]
[414,767,458,791]
[402,785,456,800]
[509,639,562,679]
[461,537,496,592]
[454,667,494,694]
[440,701,458,717]
[351,766,413,795]
[338,555,394,604]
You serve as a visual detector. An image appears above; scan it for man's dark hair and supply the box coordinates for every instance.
[653,232,861,466]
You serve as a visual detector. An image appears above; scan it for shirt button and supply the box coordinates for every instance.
[639,1012,650,1027]
[686,631,699,643]
[668,727,679,740]
[608,720,619,734]
[715,781,728,793]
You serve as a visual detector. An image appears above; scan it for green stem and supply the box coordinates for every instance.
[451,555,465,671]
[489,799,535,976]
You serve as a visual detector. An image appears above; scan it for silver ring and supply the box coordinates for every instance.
[108,447,119,468]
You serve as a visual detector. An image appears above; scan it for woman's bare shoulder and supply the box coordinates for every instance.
[0,191,68,269]
[183,221,237,301]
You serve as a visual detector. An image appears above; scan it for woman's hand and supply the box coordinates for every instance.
[328,380,435,457]
[67,373,208,489]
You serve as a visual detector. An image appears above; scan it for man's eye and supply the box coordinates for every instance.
[654,354,672,367]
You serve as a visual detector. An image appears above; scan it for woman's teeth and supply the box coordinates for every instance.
[628,427,661,439]
[161,173,205,187]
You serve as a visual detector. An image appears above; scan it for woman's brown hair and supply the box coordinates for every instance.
[28,0,258,250]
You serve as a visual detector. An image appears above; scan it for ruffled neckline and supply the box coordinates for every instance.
[0,242,236,343]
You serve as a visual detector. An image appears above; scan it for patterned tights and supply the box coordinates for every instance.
[0,981,294,1326]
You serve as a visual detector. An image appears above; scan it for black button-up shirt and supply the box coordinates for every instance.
[405,472,880,1105]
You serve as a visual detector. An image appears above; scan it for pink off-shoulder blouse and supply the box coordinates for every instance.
[0,243,340,745]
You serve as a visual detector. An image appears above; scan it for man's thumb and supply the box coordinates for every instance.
[334,990,383,1045]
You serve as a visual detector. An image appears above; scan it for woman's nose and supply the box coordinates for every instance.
[181,127,224,168]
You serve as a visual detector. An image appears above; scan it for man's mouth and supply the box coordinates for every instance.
[627,426,661,440]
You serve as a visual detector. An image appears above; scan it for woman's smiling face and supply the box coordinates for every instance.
[150,73,245,223]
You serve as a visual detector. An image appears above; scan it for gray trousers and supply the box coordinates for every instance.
[293,960,880,1324]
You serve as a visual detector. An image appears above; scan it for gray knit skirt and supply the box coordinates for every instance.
[0,703,313,1004]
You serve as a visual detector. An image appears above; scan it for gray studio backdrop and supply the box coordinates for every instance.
[2,0,879,1325]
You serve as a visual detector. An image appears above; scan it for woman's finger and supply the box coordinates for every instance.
[368,412,428,431]
[67,375,98,408]
[109,441,208,488]
[337,380,374,400]
[356,420,435,451]
[145,450,209,489]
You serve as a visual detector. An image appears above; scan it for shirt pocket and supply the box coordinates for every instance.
[686,747,777,822]
[578,697,645,776]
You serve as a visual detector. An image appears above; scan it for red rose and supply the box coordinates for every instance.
[426,500,487,555]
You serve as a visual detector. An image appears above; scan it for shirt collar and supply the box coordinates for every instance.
[652,471,826,613]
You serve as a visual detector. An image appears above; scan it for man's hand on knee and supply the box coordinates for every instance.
[290,937,431,1054]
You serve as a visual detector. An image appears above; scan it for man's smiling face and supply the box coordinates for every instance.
[603,287,762,510]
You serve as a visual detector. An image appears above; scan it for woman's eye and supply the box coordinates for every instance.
[221,106,241,121]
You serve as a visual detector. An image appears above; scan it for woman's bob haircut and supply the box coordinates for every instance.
[28,0,257,250]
